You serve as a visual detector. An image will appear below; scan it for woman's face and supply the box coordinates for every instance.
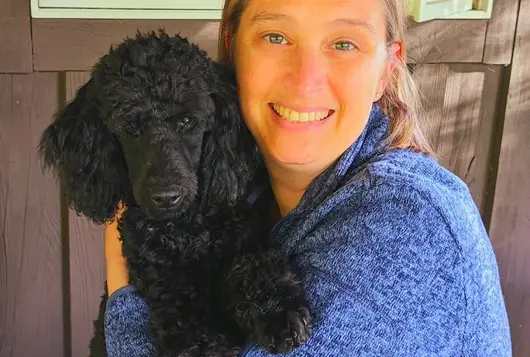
[233,0,399,173]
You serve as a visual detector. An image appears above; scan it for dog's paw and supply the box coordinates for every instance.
[254,296,312,354]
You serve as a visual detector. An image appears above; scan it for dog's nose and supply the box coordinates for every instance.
[150,190,180,208]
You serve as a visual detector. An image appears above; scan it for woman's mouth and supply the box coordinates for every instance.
[270,103,334,123]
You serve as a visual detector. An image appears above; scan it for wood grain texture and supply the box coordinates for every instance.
[406,20,488,64]
[483,0,520,64]
[65,71,107,357]
[32,19,221,71]
[0,0,33,73]
[413,64,504,219]
[488,0,530,354]
[0,73,64,357]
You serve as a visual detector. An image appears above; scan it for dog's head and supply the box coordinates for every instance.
[38,30,258,224]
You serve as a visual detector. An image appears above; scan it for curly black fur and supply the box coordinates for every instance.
[38,30,312,357]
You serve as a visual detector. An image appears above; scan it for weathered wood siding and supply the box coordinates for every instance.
[1,0,528,356]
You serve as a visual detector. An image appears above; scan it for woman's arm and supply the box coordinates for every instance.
[104,208,158,357]
[104,209,129,296]
[104,286,157,357]
[243,183,511,357]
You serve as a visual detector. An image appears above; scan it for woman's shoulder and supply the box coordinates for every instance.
[360,148,472,207]
[295,147,494,293]
[332,148,482,239]
[279,150,510,357]
[306,159,465,272]
[356,148,485,244]
[286,148,486,279]
[281,151,461,284]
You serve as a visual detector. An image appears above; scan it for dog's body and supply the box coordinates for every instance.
[121,199,305,357]
[39,31,311,357]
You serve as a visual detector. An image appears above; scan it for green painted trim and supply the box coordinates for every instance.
[38,0,223,10]
[30,0,223,19]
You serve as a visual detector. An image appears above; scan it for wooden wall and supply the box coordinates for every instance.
[1,0,528,356]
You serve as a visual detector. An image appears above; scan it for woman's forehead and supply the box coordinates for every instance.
[242,0,385,21]
[240,0,387,33]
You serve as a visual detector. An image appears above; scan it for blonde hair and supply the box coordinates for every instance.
[217,0,435,155]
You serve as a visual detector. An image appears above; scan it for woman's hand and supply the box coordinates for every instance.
[104,204,130,296]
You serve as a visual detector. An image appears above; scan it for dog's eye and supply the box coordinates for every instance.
[177,117,193,129]
[125,121,141,135]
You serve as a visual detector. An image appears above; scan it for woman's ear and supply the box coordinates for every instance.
[375,41,402,101]
[38,78,130,224]
[200,61,260,207]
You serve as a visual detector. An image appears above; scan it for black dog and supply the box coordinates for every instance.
[38,30,312,357]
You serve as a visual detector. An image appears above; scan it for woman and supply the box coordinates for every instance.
[104,0,512,356]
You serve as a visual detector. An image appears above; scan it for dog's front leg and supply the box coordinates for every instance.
[121,208,206,357]
[221,247,313,355]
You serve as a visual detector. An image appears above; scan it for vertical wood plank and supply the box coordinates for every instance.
[488,0,530,353]
[0,0,33,73]
[0,73,64,357]
[412,64,450,151]
[65,72,107,357]
[438,67,484,199]
[0,75,10,357]
[483,0,520,64]
[414,64,504,218]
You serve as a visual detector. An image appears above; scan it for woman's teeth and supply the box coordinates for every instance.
[272,104,331,122]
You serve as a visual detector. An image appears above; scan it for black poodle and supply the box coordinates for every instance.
[38,30,312,357]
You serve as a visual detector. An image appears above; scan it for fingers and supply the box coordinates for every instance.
[105,201,126,225]
[104,217,123,260]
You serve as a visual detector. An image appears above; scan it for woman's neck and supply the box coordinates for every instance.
[265,159,327,217]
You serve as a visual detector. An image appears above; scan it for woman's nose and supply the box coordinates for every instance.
[285,49,328,96]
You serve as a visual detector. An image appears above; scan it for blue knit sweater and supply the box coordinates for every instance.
[104,105,512,356]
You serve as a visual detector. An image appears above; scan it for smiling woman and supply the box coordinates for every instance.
[218,0,433,216]
[102,0,513,356]
[231,1,397,199]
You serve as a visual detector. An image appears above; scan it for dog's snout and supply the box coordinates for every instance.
[151,189,180,208]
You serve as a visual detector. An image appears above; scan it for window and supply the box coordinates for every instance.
[408,0,494,22]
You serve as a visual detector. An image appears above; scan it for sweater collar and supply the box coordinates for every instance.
[289,104,390,215]
[247,104,390,214]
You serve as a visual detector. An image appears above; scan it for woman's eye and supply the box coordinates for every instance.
[263,33,288,45]
[334,41,357,51]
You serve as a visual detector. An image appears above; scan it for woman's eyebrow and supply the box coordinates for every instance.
[249,12,292,27]
[249,12,375,33]
[332,18,376,33]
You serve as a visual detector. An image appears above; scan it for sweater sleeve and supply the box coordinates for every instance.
[242,183,511,357]
[104,285,157,357]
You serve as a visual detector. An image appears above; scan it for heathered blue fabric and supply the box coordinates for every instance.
[104,105,512,357]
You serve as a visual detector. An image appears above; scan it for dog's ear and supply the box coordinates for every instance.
[201,62,259,207]
[38,77,130,224]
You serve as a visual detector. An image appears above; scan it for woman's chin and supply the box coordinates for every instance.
[267,144,321,167]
